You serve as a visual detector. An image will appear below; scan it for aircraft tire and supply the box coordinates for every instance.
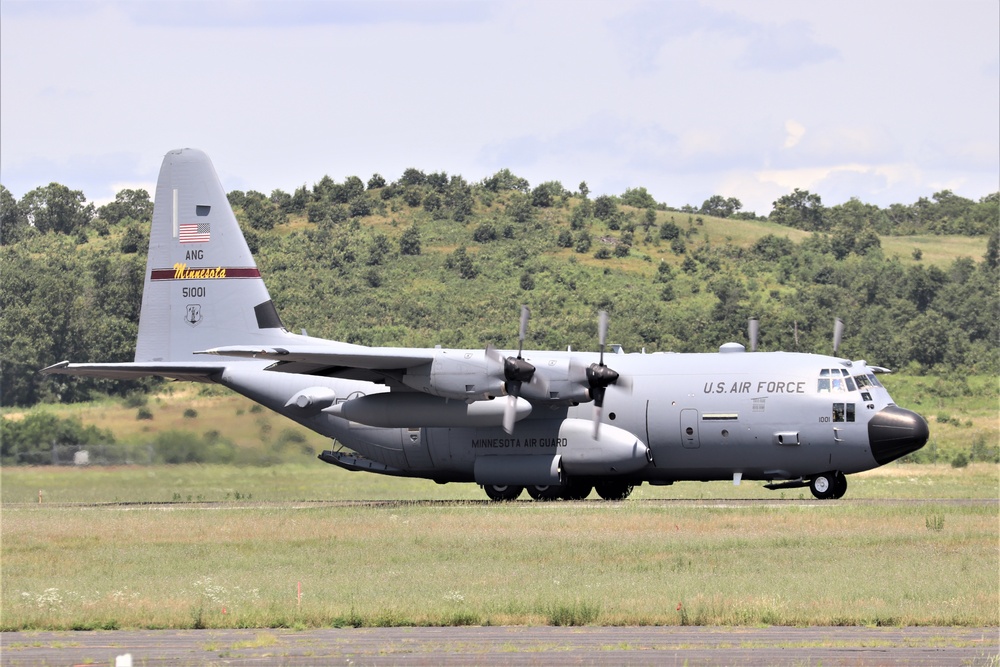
[561,479,593,501]
[527,485,564,501]
[483,484,523,501]
[809,473,836,500]
[831,471,848,499]
[595,480,633,501]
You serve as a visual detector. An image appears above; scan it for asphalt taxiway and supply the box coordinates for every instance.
[2,625,997,666]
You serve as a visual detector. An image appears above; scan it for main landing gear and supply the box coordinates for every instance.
[482,480,635,502]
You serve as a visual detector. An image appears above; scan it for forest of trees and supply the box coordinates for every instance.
[1,171,997,408]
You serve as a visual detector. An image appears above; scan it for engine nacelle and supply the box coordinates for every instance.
[325,392,531,428]
[558,418,650,476]
[520,357,591,404]
[400,349,505,401]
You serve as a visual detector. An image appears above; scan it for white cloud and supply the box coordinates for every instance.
[783,120,805,149]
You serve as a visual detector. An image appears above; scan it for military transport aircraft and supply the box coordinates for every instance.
[42,148,929,501]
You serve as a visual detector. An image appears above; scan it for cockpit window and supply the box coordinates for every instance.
[818,369,857,393]
[854,373,883,389]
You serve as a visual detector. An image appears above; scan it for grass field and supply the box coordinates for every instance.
[2,464,997,631]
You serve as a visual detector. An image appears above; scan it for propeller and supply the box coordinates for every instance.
[488,306,546,434]
[584,310,631,439]
[832,317,844,355]
[748,318,759,352]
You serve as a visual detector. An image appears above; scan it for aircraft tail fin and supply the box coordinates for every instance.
[134,148,294,362]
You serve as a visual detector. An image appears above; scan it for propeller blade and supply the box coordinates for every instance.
[485,342,502,363]
[597,310,609,365]
[833,317,844,354]
[748,318,759,352]
[503,393,518,434]
[518,305,529,357]
[592,403,602,439]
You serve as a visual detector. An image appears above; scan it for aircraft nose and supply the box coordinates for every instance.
[868,405,929,465]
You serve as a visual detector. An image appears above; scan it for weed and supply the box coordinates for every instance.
[926,515,945,531]
[546,601,600,626]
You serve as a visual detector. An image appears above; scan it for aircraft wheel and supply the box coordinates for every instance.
[595,480,633,501]
[527,485,564,501]
[561,479,593,501]
[831,471,848,499]
[483,484,523,501]
[809,473,836,500]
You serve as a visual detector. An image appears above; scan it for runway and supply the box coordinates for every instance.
[2,626,997,666]
[9,497,998,511]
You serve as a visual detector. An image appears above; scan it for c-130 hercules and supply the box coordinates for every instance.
[43,149,929,501]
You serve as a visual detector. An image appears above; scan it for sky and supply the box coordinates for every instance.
[2,0,998,215]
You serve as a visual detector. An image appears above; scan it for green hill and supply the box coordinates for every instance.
[1,176,997,410]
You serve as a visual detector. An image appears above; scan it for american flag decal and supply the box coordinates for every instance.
[179,222,211,243]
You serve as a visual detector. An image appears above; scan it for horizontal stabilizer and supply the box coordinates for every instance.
[41,361,227,383]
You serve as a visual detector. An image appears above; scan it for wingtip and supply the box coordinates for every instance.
[39,361,70,375]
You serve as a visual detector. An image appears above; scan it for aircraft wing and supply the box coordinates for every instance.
[196,344,435,380]
[41,361,227,383]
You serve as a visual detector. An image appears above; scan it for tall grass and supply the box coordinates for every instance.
[2,498,996,630]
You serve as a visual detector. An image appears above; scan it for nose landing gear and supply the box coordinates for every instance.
[810,471,847,500]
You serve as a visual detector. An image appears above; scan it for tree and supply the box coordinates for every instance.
[570,199,592,229]
[531,181,564,208]
[398,168,426,187]
[98,188,153,225]
[752,234,794,261]
[446,246,477,279]
[342,176,365,201]
[20,183,94,234]
[593,195,618,221]
[483,168,529,193]
[241,191,285,230]
[986,227,999,269]
[399,225,421,256]
[445,175,474,222]
[659,220,680,240]
[366,233,391,266]
[367,173,386,190]
[770,188,824,230]
[578,181,590,198]
[1,185,27,245]
[620,187,656,209]
[506,193,534,224]
[699,195,742,218]
[473,222,498,243]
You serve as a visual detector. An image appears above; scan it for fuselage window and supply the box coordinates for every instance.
[832,403,856,423]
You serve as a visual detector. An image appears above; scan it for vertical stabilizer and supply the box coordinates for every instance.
[134,148,292,362]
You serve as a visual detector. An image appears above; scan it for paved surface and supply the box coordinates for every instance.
[2,626,997,666]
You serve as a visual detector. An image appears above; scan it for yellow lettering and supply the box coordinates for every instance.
[172,263,225,280]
